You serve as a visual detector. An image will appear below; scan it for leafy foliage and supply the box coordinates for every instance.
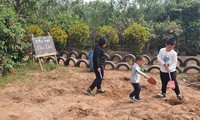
[154,20,183,41]
[187,22,200,52]
[0,0,200,56]
[123,23,150,55]
[27,17,52,34]
[68,22,90,50]
[96,26,119,45]
[28,24,44,37]
[0,5,31,75]
[50,27,68,52]
[54,12,80,32]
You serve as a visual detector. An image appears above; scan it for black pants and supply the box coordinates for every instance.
[90,65,104,90]
[129,83,141,99]
[160,71,180,95]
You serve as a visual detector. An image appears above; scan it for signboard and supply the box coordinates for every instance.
[31,36,59,71]
[31,36,57,57]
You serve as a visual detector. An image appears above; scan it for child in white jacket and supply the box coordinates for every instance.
[157,38,183,99]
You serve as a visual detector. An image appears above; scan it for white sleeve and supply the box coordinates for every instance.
[168,52,177,71]
[135,66,146,77]
[157,49,165,65]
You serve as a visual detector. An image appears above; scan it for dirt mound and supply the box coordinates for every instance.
[185,74,200,90]
[0,67,200,120]
[164,98,190,105]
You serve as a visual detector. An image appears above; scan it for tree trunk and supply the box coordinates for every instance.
[184,31,188,45]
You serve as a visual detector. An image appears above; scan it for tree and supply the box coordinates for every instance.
[96,26,119,45]
[150,20,183,52]
[1,0,199,55]
[0,5,31,75]
[53,12,80,33]
[28,25,44,37]
[50,27,68,52]
[187,22,200,53]
[68,22,90,50]
[180,1,200,45]
[0,0,39,18]
[123,23,150,55]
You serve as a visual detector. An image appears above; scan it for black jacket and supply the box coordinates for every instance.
[93,45,106,68]
[93,37,107,68]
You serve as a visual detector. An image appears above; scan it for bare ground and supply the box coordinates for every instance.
[0,67,200,120]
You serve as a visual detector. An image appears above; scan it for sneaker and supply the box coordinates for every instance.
[177,94,184,100]
[128,95,135,101]
[87,88,95,96]
[96,89,106,94]
[157,93,166,98]
[135,98,143,102]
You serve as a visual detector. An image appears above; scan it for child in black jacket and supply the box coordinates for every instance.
[87,37,108,96]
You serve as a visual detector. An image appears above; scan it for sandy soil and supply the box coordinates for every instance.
[0,67,199,120]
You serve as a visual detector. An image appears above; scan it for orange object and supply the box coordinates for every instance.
[147,77,157,85]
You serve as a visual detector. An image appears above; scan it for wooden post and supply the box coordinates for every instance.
[54,55,59,68]
[31,34,34,63]
[38,57,44,71]
[32,34,44,71]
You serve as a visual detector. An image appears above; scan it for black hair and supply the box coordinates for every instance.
[98,37,108,46]
[136,55,144,61]
[166,38,176,45]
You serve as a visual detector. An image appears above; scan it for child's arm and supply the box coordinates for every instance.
[135,67,148,78]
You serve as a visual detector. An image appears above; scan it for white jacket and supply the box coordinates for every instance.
[157,48,177,73]
[131,63,146,83]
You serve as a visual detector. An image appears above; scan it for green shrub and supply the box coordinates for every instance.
[68,22,90,50]
[154,21,183,41]
[96,26,119,44]
[50,27,68,52]
[123,23,150,55]
[0,5,31,76]
[28,24,44,37]
[54,12,80,32]
[45,63,57,71]
[27,17,51,34]
[187,22,200,50]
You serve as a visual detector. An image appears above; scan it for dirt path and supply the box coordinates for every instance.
[0,67,199,120]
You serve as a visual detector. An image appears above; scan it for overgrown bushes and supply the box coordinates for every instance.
[68,22,90,50]
[96,26,119,44]
[28,24,44,37]
[50,27,68,52]
[0,5,31,75]
[123,23,150,55]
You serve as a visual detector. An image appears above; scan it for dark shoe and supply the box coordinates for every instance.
[177,94,184,100]
[87,88,95,96]
[128,95,135,101]
[96,89,106,94]
[157,93,166,98]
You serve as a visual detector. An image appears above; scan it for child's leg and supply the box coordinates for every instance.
[97,66,104,90]
[130,83,140,99]
[135,83,141,99]
[160,71,169,94]
[170,72,180,95]
[90,67,102,90]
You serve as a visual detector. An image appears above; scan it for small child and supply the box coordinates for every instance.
[129,55,147,102]
[157,38,183,99]
[87,37,107,96]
